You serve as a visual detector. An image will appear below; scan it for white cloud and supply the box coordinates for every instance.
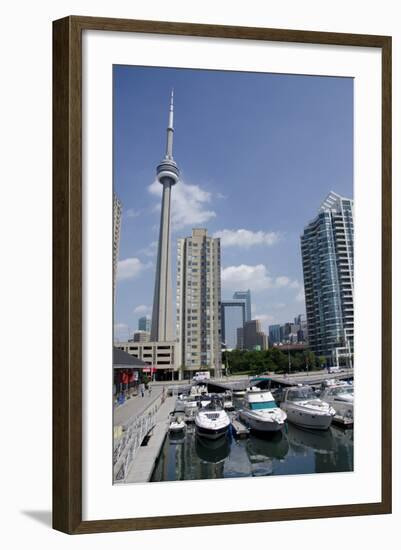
[213,229,280,248]
[125,208,142,219]
[148,179,216,229]
[222,264,273,291]
[296,289,305,303]
[289,280,301,289]
[275,276,291,288]
[139,240,158,258]
[134,304,151,315]
[221,264,298,292]
[117,257,149,281]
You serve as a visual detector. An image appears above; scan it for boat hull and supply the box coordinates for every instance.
[282,405,333,430]
[239,411,285,433]
[195,424,230,440]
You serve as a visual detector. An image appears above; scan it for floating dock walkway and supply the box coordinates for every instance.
[230,416,250,438]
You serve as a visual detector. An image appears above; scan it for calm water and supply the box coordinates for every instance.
[151,406,353,482]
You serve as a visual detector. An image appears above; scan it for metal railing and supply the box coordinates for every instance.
[113,395,164,482]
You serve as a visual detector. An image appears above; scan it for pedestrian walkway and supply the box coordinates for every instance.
[125,396,176,483]
[114,386,163,427]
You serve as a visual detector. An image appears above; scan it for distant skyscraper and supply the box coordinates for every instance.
[138,316,151,332]
[232,290,252,321]
[268,324,281,346]
[176,229,222,376]
[238,320,267,351]
[301,191,354,360]
[113,193,122,304]
[221,300,246,349]
[150,90,179,342]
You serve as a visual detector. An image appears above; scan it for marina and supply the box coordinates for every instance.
[151,406,353,483]
[114,371,354,483]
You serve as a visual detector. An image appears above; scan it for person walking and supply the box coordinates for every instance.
[140,383,145,398]
[148,384,152,397]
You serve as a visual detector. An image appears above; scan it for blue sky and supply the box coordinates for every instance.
[113,65,353,341]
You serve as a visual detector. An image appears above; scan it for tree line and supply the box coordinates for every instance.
[223,348,326,375]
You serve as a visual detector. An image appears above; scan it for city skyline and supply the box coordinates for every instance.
[113,65,353,341]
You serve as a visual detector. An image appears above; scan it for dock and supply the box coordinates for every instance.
[333,415,354,428]
[230,416,250,438]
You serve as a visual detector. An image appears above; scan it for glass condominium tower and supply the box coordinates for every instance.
[301,191,354,361]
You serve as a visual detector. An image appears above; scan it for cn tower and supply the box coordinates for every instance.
[150,90,180,342]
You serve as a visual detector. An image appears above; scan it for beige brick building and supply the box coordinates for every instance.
[176,228,222,378]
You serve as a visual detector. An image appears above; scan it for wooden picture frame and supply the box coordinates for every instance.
[53,15,392,534]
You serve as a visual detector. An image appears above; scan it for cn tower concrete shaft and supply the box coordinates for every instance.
[150,90,180,342]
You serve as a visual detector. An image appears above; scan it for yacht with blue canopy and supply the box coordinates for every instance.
[239,387,287,433]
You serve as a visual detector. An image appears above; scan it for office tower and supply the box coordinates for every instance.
[232,290,252,322]
[150,90,180,342]
[295,314,308,343]
[113,193,122,304]
[268,324,281,346]
[301,191,354,360]
[176,229,222,376]
[221,300,246,349]
[138,316,151,332]
[238,320,268,351]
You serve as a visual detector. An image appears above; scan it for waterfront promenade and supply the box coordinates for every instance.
[125,395,175,483]
[114,386,176,483]
[114,386,163,427]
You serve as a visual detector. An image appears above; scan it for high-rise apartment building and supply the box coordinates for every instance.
[237,320,268,351]
[138,316,151,332]
[221,300,246,349]
[176,229,222,377]
[113,193,122,304]
[301,191,354,361]
[232,290,252,322]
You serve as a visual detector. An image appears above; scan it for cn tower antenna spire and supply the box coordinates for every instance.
[166,88,175,159]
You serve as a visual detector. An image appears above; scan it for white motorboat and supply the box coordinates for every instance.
[319,383,354,425]
[195,396,231,440]
[280,386,336,430]
[223,391,234,411]
[169,415,186,433]
[190,384,208,396]
[239,388,287,433]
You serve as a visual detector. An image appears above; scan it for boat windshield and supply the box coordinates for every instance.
[286,387,315,401]
[250,401,277,410]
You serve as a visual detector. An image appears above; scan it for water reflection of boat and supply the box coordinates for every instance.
[246,430,289,461]
[287,423,335,455]
[195,433,231,463]
[168,430,186,444]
